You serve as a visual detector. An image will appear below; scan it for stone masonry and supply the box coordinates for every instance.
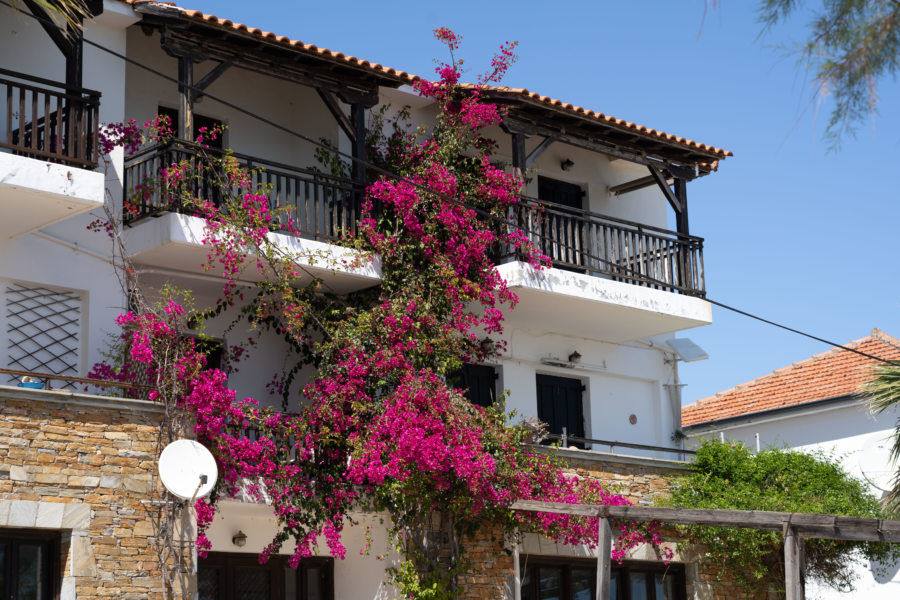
[0,385,167,600]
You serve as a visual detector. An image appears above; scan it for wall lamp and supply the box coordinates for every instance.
[560,159,575,171]
[232,530,247,547]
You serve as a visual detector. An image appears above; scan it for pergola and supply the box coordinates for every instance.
[511,500,900,600]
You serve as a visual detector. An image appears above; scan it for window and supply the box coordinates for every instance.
[5,283,81,388]
[454,364,498,408]
[536,374,585,448]
[520,558,685,600]
[198,553,333,600]
[157,106,224,150]
[0,530,59,600]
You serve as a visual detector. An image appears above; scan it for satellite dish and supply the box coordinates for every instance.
[158,439,218,501]
[857,433,896,493]
[666,338,709,363]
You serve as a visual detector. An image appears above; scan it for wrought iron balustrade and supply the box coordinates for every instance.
[0,68,101,169]
[124,139,364,242]
[503,197,706,296]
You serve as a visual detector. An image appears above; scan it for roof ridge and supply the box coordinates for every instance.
[685,330,900,411]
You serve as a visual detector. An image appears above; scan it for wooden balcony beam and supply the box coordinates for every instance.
[609,174,660,196]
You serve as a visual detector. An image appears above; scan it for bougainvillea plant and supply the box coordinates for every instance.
[93,29,670,598]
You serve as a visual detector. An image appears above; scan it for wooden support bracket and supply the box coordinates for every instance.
[648,165,682,214]
[525,136,555,167]
[193,60,233,101]
[317,89,356,145]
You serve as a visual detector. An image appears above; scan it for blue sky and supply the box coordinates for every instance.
[176,0,900,403]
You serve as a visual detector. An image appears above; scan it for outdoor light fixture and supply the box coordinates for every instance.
[567,351,582,364]
[560,158,575,171]
[232,530,247,547]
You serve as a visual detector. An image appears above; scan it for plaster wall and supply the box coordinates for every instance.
[499,326,681,455]
[205,502,398,600]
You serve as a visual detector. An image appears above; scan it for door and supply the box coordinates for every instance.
[536,374,585,447]
[537,176,586,271]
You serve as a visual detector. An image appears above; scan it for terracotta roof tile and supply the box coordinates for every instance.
[122,1,732,160]
[682,329,900,427]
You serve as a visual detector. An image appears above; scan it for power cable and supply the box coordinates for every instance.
[6,0,898,366]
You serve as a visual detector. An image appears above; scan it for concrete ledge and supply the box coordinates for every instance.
[530,444,690,470]
[0,384,165,413]
[0,153,104,239]
[496,261,711,341]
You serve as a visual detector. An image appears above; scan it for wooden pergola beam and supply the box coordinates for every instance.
[512,500,900,600]
[510,501,900,543]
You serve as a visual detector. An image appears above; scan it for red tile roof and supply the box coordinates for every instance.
[682,329,900,427]
[122,1,732,161]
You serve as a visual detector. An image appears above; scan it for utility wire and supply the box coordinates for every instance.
[7,0,898,366]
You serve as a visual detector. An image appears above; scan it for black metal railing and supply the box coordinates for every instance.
[0,68,101,169]
[124,139,365,242]
[545,429,695,460]
[504,197,705,296]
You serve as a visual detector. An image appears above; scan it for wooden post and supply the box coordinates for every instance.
[674,178,689,235]
[351,102,367,184]
[511,132,526,179]
[784,526,804,600]
[65,25,84,90]
[596,517,612,600]
[178,55,194,141]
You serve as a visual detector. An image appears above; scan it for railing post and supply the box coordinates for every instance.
[561,427,568,448]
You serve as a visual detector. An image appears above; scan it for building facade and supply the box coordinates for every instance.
[1,1,739,598]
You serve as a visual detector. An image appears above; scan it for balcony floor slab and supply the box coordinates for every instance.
[0,153,104,239]
[125,212,382,294]
[496,261,712,342]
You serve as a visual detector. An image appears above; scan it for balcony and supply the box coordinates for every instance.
[0,68,104,239]
[123,140,381,293]
[497,198,711,342]
[507,197,705,297]
[122,139,710,331]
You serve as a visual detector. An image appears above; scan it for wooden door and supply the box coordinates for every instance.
[537,176,586,271]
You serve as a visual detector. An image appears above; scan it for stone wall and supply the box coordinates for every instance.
[0,386,169,600]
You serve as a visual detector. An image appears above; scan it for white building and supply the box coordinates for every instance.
[0,2,735,599]
[682,328,900,599]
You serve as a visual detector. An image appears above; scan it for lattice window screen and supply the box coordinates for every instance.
[6,283,81,388]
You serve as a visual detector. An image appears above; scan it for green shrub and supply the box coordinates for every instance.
[661,440,899,593]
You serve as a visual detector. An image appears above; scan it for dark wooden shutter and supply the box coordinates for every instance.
[536,374,585,446]
[458,364,497,408]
